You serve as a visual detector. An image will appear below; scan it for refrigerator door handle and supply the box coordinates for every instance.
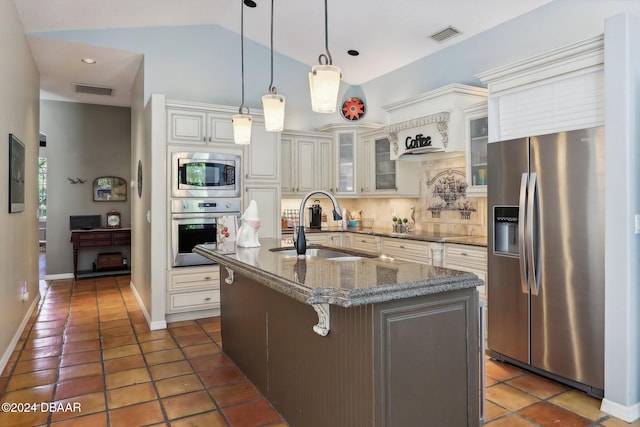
[518,173,529,294]
[527,172,541,295]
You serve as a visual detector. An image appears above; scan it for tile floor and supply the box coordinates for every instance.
[0,273,638,427]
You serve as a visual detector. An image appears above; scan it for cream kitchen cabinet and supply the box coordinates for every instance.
[245,123,280,183]
[166,102,236,145]
[463,102,489,196]
[381,237,433,265]
[444,243,487,300]
[345,233,381,253]
[358,128,420,197]
[167,265,221,315]
[305,232,343,246]
[281,130,332,196]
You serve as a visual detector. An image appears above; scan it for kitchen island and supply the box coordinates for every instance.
[194,239,483,427]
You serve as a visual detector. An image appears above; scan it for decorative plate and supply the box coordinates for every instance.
[341,97,366,121]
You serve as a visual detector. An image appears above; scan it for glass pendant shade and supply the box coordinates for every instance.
[309,64,341,113]
[232,114,252,145]
[262,94,286,132]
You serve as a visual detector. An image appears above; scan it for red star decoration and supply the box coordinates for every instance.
[341,97,366,121]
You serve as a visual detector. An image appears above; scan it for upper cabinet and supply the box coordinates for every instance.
[358,128,420,197]
[280,130,332,197]
[166,101,236,145]
[463,102,488,196]
[244,123,279,183]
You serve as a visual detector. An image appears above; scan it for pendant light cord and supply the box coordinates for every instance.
[268,0,277,94]
[239,0,249,114]
[319,0,333,65]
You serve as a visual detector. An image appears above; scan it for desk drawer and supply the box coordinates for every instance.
[78,239,112,247]
[78,232,111,241]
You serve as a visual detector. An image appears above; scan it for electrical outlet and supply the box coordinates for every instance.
[20,281,29,302]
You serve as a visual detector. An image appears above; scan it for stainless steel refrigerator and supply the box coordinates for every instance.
[487,127,605,397]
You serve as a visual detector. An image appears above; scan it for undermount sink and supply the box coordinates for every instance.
[270,248,371,261]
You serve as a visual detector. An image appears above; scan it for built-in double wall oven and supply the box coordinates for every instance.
[170,199,241,267]
[170,150,242,267]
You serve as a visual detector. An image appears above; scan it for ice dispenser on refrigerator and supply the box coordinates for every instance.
[493,206,519,255]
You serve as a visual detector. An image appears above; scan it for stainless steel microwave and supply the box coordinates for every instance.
[171,152,241,198]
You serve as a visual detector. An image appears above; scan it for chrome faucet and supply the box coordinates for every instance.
[296,190,342,256]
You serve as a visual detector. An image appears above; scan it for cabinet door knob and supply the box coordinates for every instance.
[203,136,206,142]
[204,297,211,301]
[400,245,405,249]
[461,252,468,256]
[204,276,211,280]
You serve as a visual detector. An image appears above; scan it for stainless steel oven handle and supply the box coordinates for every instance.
[518,173,529,294]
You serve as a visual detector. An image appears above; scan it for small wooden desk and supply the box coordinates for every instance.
[70,228,131,278]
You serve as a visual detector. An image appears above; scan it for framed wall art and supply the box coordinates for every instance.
[93,176,127,202]
[9,134,25,213]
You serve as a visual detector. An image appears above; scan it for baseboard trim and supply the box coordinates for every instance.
[129,280,167,331]
[44,273,74,280]
[0,293,41,377]
[601,398,640,422]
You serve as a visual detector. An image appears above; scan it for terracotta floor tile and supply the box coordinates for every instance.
[486,383,540,412]
[49,411,108,427]
[169,410,227,427]
[64,330,100,343]
[182,343,221,359]
[100,334,137,349]
[25,335,64,349]
[174,332,213,348]
[484,400,510,422]
[99,319,131,330]
[106,367,151,389]
[13,355,59,374]
[521,402,593,427]
[484,414,538,426]
[210,380,262,407]
[168,320,198,329]
[30,327,65,339]
[0,404,50,426]
[601,417,640,426]
[102,344,141,360]
[99,326,133,338]
[103,354,146,374]
[99,311,129,322]
[161,390,216,419]
[65,324,99,335]
[170,325,205,337]
[107,382,157,409]
[18,344,62,361]
[190,353,234,373]
[33,319,66,329]
[507,373,569,399]
[144,348,185,366]
[549,390,608,421]
[58,362,103,381]
[60,350,102,367]
[55,375,105,400]
[63,340,101,354]
[149,360,194,381]
[108,400,165,426]
[155,374,204,398]
[486,359,526,382]
[0,383,55,405]
[222,398,282,427]
[136,330,173,343]
[50,391,106,423]
[140,339,178,354]
[199,366,246,389]
[6,368,58,391]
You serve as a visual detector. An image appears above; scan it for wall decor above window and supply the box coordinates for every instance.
[93,176,127,202]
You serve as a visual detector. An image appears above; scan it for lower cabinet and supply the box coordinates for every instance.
[444,244,487,301]
[220,267,480,427]
[166,265,220,314]
[381,237,436,265]
[305,232,343,246]
[346,233,381,252]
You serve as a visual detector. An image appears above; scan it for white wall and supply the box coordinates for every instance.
[0,0,40,369]
[601,13,640,422]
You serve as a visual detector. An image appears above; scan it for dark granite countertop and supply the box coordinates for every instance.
[282,227,488,247]
[194,238,483,308]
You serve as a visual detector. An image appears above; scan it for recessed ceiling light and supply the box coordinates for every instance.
[347,50,359,56]
[81,57,96,64]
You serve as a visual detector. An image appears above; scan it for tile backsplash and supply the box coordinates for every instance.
[281,154,487,237]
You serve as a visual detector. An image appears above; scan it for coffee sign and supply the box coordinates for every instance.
[385,111,450,160]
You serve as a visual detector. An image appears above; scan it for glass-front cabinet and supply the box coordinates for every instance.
[374,137,396,190]
[337,131,356,194]
[464,102,489,195]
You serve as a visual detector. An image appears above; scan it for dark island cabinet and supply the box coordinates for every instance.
[220,268,480,427]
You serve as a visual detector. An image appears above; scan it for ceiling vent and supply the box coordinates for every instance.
[73,83,114,96]
[430,26,462,43]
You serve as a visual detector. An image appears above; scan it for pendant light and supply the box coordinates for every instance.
[232,0,252,145]
[309,0,341,113]
[261,0,285,132]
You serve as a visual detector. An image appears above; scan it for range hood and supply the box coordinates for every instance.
[383,84,487,161]
[385,111,449,160]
